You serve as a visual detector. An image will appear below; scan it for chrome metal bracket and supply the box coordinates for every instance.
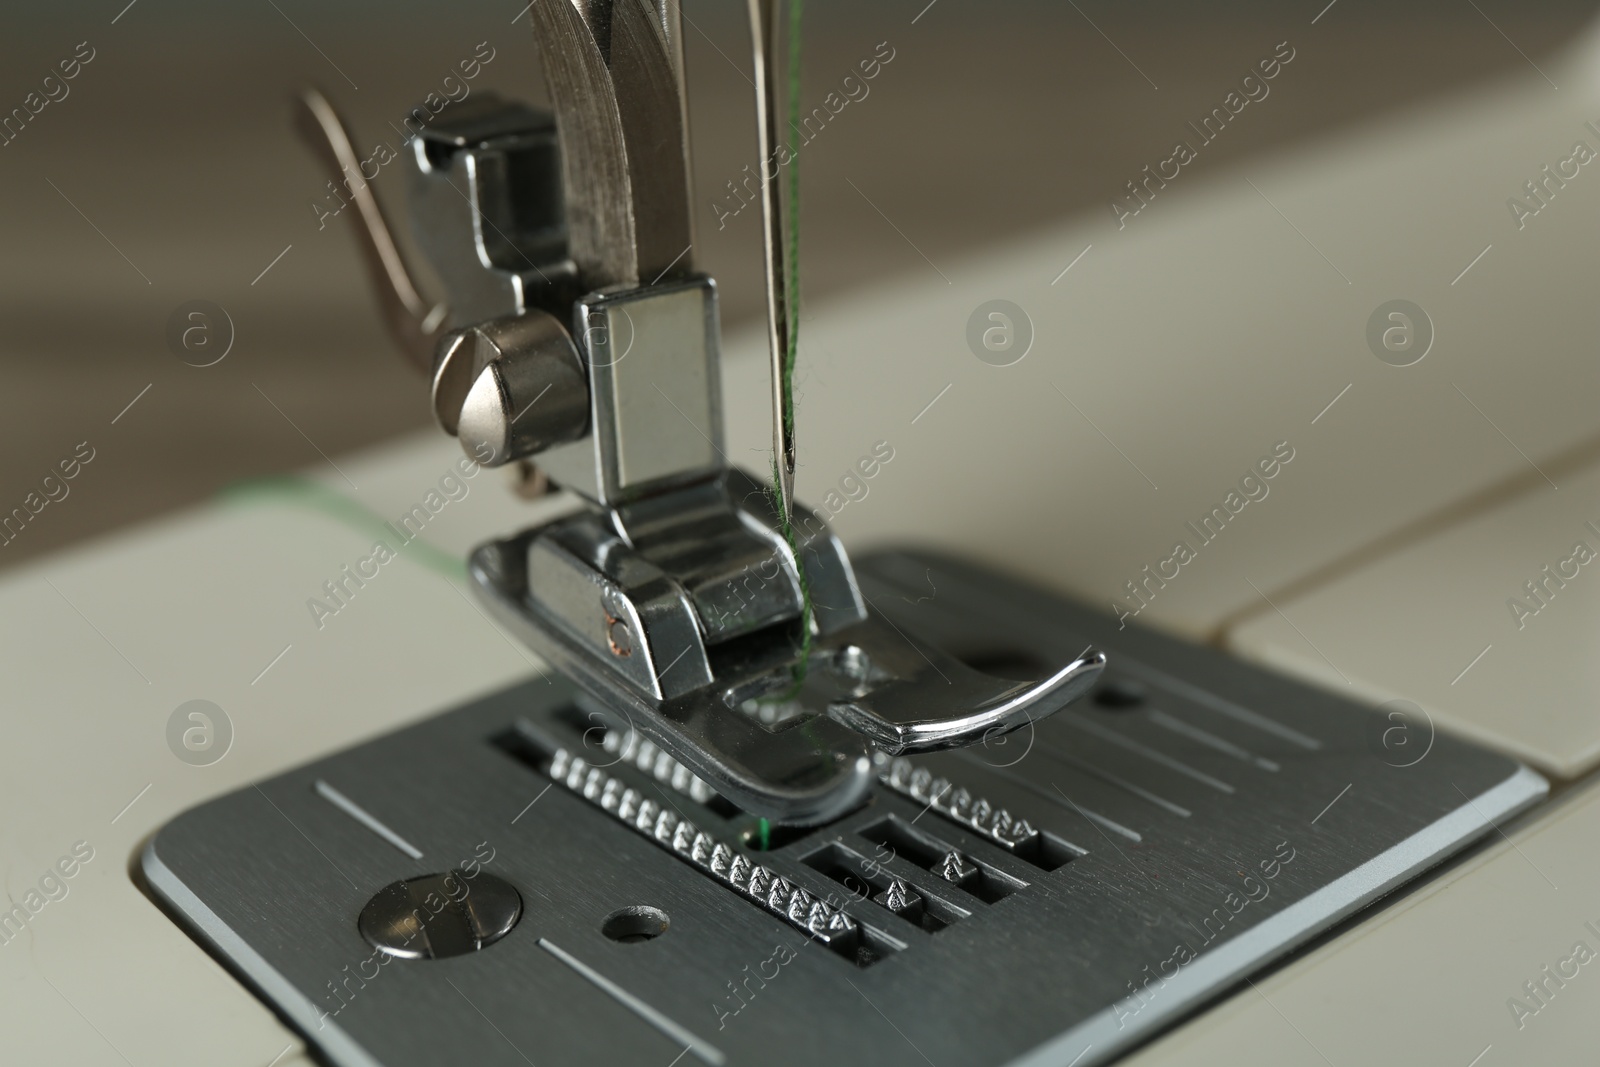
[296,0,1105,823]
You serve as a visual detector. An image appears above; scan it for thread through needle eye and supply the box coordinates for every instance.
[749,0,797,524]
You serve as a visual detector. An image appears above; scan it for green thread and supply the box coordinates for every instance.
[757,817,772,851]
[773,0,812,692]
[216,475,468,582]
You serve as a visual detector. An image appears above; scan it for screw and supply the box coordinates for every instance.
[357,870,522,960]
[601,589,634,658]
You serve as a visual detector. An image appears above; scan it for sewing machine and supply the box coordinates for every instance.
[8,3,1600,1065]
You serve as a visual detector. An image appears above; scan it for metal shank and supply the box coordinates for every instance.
[526,0,694,289]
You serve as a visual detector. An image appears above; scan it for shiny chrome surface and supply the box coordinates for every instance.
[535,279,725,506]
[357,871,523,960]
[314,0,1106,810]
[470,489,878,826]
[470,455,1102,821]
[406,94,574,325]
[432,310,589,466]
[830,644,1106,755]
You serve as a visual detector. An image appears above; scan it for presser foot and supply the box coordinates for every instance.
[466,469,1105,825]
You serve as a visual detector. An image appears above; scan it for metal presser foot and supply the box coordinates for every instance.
[298,0,1104,825]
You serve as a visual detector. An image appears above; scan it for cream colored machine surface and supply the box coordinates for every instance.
[8,12,1600,1067]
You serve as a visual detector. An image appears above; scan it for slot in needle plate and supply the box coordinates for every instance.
[142,551,1544,1067]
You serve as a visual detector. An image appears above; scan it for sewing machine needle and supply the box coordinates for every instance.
[749,0,796,525]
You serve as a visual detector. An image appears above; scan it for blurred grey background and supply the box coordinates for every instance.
[1,0,1595,569]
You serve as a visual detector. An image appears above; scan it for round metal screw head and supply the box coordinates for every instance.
[358,870,522,960]
[431,309,590,466]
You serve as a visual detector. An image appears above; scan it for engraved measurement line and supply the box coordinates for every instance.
[1061,714,1235,794]
[314,780,424,859]
[1037,741,1191,818]
[1146,709,1280,772]
[1122,656,1323,749]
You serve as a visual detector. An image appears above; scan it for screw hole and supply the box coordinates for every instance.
[601,906,669,944]
[1093,680,1147,710]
